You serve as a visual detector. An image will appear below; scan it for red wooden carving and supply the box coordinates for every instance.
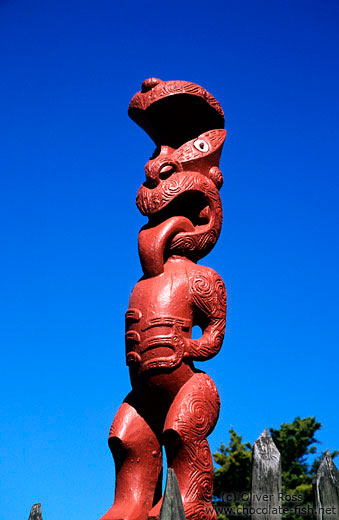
[100,78,227,520]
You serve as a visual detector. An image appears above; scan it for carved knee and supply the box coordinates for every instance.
[109,401,162,462]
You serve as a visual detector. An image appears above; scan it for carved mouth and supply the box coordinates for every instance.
[148,190,211,229]
[137,172,222,265]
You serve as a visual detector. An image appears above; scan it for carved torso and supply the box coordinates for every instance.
[126,257,226,380]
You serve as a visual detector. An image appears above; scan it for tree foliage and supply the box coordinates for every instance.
[213,429,252,499]
[270,417,321,507]
[213,417,338,520]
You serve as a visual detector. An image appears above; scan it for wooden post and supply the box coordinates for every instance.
[251,429,281,520]
[159,468,186,520]
[28,503,42,520]
[314,450,339,519]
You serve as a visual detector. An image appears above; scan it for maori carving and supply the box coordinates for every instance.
[100,78,227,520]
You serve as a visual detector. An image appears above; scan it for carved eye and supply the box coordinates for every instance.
[193,139,209,152]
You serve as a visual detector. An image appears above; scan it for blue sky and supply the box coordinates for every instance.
[1,1,338,519]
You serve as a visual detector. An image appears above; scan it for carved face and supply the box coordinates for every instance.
[136,128,226,262]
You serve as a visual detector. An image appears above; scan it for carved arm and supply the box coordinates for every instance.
[185,269,227,361]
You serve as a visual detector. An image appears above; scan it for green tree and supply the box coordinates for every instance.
[213,417,338,520]
[213,429,252,519]
[270,416,321,513]
[213,429,252,499]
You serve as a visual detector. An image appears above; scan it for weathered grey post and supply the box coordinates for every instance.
[251,429,282,520]
[28,503,42,520]
[159,468,186,520]
[314,450,339,519]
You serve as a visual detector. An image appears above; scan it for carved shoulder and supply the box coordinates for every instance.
[188,266,227,320]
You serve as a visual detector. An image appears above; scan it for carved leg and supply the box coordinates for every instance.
[149,373,220,520]
[100,397,162,520]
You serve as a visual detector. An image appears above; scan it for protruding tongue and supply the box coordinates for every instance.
[138,217,194,277]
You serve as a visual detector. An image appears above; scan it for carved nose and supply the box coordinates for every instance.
[145,162,177,188]
[159,163,177,179]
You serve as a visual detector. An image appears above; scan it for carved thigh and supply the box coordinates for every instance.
[164,372,220,440]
